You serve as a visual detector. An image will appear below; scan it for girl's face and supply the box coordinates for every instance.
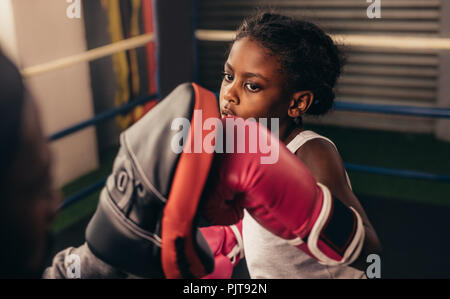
[219,37,291,123]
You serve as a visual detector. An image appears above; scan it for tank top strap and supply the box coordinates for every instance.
[286,130,337,154]
[286,130,352,190]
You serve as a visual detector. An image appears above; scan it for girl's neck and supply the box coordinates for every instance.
[279,119,304,145]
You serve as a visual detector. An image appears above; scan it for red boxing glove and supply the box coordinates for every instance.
[200,221,244,279]
[201,117,364,266]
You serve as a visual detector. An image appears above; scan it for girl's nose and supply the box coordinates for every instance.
[223,83,239,105]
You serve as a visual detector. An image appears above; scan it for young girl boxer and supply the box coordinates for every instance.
[202,12,382,279]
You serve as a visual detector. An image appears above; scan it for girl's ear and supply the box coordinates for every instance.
[287,91,314,118]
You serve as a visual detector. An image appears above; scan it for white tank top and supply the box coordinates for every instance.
[242,130,366,278]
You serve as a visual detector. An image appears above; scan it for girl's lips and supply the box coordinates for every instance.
[221,107,235,117]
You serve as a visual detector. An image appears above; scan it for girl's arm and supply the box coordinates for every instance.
[296,138,383,271]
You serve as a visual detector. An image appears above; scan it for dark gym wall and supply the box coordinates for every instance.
[154,0,196,98]
[437,0,450,141]
[82,0,119,152]
[196,0,448,135]
[197,0,442,101]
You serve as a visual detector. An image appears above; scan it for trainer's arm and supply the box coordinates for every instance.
[43,243,129,279]
[296,139,383,271]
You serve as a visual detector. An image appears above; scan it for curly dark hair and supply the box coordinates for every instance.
[234,12,345,116]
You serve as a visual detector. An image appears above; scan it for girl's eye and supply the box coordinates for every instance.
[222,72,233,82]
[245,83,261,92]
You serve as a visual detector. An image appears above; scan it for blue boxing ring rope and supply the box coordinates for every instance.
[54,98,450,210]
[49,93,159,142]
[334,102,450,119]
[52,93,158,209]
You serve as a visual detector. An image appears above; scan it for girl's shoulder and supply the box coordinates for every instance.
[290,130,346,184]
[287,130,337,155]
